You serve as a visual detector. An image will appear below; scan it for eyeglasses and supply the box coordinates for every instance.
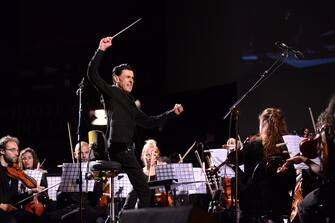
[5,148,19,153]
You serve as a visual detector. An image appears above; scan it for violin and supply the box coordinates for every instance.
[299,130,319,159]
[153,192,173,207]
[222,177,232,209]
[24,195,44,216]
[6,163,45,216]
[290,179,303,223]
[99,181,110,209]
[299,136,319,159]
[6,163,37,188]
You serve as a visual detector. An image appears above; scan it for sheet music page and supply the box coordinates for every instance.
[46,175,61,200]
[282,135,321,170]
[114,173,133,198]
[18,169,43,193]
[189,167,206,194]
[208,148,243,177]
[208,148,227,166]
[282,135,304,157]
[156,163,195,195]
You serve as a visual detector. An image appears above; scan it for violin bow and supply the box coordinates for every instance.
[15,182,61,206]
[67,122,75,163]
[147,150,155,183]
[37,158,46,170]
[179,141,197,163]
[194,150,215,197]
[308,107,317,133]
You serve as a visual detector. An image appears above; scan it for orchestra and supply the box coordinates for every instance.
[1,20,334,223]
[1,93,334,223]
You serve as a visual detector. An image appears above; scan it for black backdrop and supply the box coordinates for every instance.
[0,0,334,172]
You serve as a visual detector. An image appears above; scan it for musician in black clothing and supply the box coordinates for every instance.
[0,135,43,223]
[237,108,296,223]
[87,36,184,210]
[43,141,101,223]
[286,94,335,223]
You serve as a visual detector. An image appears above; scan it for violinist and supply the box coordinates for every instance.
[0,135,44,223]
[285,94,335,223]
[236,108,296,223]
[123,139,170,209]
[142,139,160,180]
[18,148,53,215]
[19,148,48,191]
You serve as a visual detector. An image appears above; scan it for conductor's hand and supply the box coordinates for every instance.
[99,37,113,51]
[173,104,184,115]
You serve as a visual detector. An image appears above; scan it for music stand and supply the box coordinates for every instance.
[156,163,195,194]
[207,148,243,178]
[190,167,207,194]
[113,173,133,198]
[59,163,95,193]
[46,174,62,201]
[156,163,196,206]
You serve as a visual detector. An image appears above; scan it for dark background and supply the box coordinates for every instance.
[1,0,334,172]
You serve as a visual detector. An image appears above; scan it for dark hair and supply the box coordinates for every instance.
[112,63,134,76]
[158,156,171,164]
[316,94,335,134]
[19,147,40,169]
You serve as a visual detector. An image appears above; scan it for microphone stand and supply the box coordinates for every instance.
[76,77,85,223]
[222,50,289,223]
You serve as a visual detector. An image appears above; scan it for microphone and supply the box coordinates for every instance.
[275,41,304,59]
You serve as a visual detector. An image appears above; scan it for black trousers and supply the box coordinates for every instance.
[109,142,151,209]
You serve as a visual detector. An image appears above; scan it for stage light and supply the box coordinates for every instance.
[91,109,107,126]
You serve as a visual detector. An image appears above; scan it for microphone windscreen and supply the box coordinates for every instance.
[88,130,97,146]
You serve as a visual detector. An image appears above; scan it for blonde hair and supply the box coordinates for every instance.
[141,139,160,166]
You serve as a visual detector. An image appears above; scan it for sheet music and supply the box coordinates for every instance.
[282,135,321,170]
[282,135,304,157]
[208,148,243,177]
[59,163,95,192]
[189,167,206,194]
[113,173,133,198]
[156,163,195,195]
[46,175,61,201]
[18,169,43,193]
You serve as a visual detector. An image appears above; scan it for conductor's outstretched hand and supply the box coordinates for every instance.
[173,104,184,115]
[99,37,113,51]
